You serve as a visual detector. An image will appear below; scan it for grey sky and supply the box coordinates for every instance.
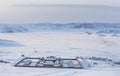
[1,0,120,6]
[0,0,120,23]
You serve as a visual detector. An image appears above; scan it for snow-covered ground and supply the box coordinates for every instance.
[0,23,120,76]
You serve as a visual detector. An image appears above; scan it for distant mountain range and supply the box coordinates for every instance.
[0,23,120,34]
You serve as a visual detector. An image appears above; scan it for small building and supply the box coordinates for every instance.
[15,56,89,69]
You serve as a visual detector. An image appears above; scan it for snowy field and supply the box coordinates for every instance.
[0,23,120,76]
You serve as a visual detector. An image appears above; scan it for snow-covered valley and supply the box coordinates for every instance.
[0,23,120,76]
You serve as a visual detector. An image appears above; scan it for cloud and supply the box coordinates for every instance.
[13,4,120,9]
[1,4,120,23]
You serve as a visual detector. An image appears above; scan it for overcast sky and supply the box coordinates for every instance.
[0,0,120,23]
[1,0,120,6]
